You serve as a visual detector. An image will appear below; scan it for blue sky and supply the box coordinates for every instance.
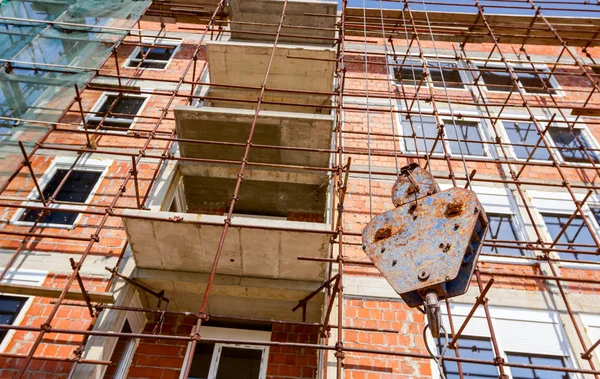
[344,0,600,18]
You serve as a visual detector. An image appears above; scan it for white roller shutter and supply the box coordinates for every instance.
[442,304,569,356]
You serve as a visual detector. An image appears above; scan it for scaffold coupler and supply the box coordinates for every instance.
[361,163,489,338]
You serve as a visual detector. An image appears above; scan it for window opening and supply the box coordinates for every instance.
[484,213,525,256]
[0,295,27,344]
[503,122,551,160]
[88,95,146,130]
[20,169,102,225]
[541,213,598,261]
[548,128,599,163]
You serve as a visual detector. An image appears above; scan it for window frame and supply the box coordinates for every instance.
[11,157,111,229]
[0,268,47,353]
[83,91,151,133]
[123,37,181,71]
[389,55,468,90]
[182,326,271,379]
[496,114,599,166]
[433,304,579,379]
[580,314,600,362]
[397,109,493,159]
[472,61,563,96]
[528,190,600,268]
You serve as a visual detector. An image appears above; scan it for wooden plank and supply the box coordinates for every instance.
[0,283,114,303]
[571,108,600,117]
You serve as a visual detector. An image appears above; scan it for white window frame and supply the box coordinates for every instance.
[472,61,564,97]
[493,113,599,166]
[180,326,271,379]
[397,108,494,159]
[83,91,151,133]
[387,54,469,90]
[112,296,145,379]
[580,314,600,361]
[11,156,111,229]
[0,268,47,353]
[528,190,600,269]
[432,304,579,379]
[123,37,181,71]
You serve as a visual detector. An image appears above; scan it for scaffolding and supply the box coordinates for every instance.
[0,0,600,378]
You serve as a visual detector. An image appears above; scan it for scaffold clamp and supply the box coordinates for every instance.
[362,163,488,338]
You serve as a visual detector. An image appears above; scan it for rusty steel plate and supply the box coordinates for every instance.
[392,164,440,207]
[362,187,488,307]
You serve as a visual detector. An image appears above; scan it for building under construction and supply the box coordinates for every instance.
[1,0,600,377]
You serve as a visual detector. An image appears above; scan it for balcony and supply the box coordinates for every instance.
[122,208,330,321]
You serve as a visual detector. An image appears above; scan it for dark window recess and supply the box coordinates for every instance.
[479,66,555,94]
[20,169,102,225]
[438,336,498,379]
[395,61,464,89]
[513,67,556,94]
[0,295,27,344]
[484,214,525,256]
[506,353,570,379]
[402,116,443,154]
[478,66,513,92]
[446,121,487,156]
[504,122,551,160]
[189,342,216,379]
[542,213,598,262]
[548,128,599,163]
[215,347,262,379]
[88,95,145,129]
[126,45,176,69]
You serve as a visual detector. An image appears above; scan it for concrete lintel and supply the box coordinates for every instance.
[0,250,118,277]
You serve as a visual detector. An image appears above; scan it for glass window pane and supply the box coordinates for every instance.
[21,169,102,225]
[395,64,424,87]
[504,122,551,160]
[135,46,175,61]
[514,67,555,95]
[97,95,145,117]
[548,128,599,163]
[215,347,262,379]
[484,214,525,256]
[189,343,216,379]
[506,353,570,379]
[479,66,513,92]
[429,62,464,89]
[0,295,27,344]
[541,213,598,261]
[438,336,498,379]
[446,121,486,156]
[402,116,443,154]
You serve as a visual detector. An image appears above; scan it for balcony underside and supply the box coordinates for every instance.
[134,269,324,322]
[122,210,330,282]
[229,0,338,45]
[174,106,334,168]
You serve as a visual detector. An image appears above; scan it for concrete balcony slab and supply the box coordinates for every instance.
[174,106,334,168]
[229,0,338,45]
[122,210,330,282]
